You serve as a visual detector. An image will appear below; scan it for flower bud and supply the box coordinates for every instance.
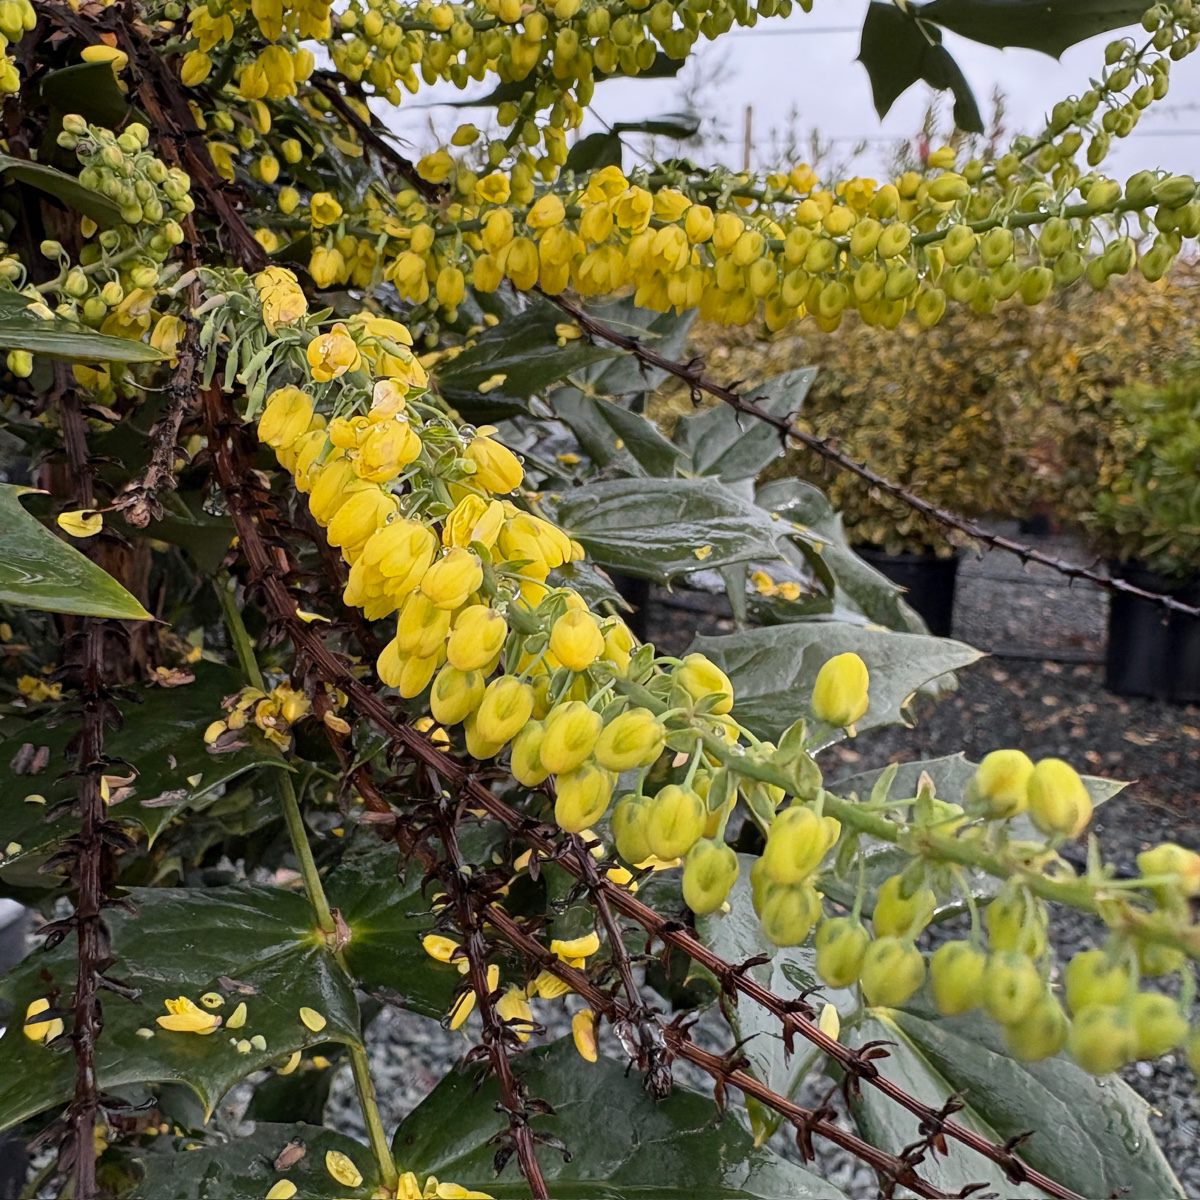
[751,866,822,947]
[984,885,1047,958]
[511,720,549,786]
[420,548,483,610]
[859,937,925,1006]
[463,711,504,760]
[465,434,522,492]
[611,794,653,865]
[549,609,604,672]
[674,652,733,714]
[929,940,986,1016]
[1129,992,1188,1059]
[682,839,739,914]
[474,675,534,746]
[966,749,1034,818]
[871,873,936,940]
[396,591,453,658]
[814,917,870,988]
[327,487,398,562]
[644,784,706,861]
[1003,992,1068,1061]
[446,605,507,673]
[1063,949,1133,1015]
[1027,757,1092,838]
[376,641,441,699]
[540,701,603,774]
[760,805,831,885]
[1068,1004,1135,1075]
[554,762,616,832]
[981,952,1042,1025]
[430,665,485,726]
[594,707,665,772]
[811,652,869,727]
[1136,841,1200,897]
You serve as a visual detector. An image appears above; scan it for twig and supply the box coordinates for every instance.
[543,291,1200,621]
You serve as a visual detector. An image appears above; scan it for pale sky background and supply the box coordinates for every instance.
[386,1,1200,181]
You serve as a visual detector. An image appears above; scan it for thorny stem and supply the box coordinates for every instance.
[436,802,549,1199]
[543,291,1200,621]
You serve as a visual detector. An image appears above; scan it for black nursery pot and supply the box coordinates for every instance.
[854,546,960,638]
[1106,561,1200,704]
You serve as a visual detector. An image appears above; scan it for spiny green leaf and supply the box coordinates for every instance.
[0,153,125,227]
[0,485,152,620]
[0,886,361,1131]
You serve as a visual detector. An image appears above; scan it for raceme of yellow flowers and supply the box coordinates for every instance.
[245,270,1200,1081]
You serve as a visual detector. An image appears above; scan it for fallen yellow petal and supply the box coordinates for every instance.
[57,510,103,538]
[571,1008,598,1062]
[277,1050,301,1075]
[265,1181,297,1200]
[299,1006,327,1032]
[226,1002,247,1029]
[422,934,460,964]
[550,932,600,961]
[325,1149,363,1188]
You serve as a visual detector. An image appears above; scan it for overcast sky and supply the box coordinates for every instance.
[388,2,1200,181]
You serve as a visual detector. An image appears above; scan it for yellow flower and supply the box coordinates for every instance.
[475,173,511,204]
[420,548,483,610]
[306,324,361,382]
[309,191,343,227]
[464,435,522,493]
[549,610,603,672]
[355,419,422,483]
[254,267,308,332]
[446,605,507,671]
[156,995,222,1035]
[23,997,63,1044]
[443,495,504,550]
[495,986,534,1041]
[417,148,455,183]
[526,193,566,230]
[326,487,399,563]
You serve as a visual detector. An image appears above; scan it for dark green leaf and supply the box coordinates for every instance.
[573,295,696,396]
[130,1121,374,1199]
[0,662,285,880]
[689,623,981,742]
[858,4,983,132]
[393,1037,845,1198]
[436,301,618,421]
[564,132,623,174]
[553,477,783,583]
[326,843,454,1018]
[919,0,1147,56]
[549,386,643,474]
[674,368,814,482]
[563,390,683,477]
[853,1007,1182,1200]
[0,886,361,1130]
[0,153,125,227]
[0,317,164,362]
[0,485,152,620]
[695,855,855,1143]
[39,62,130,128]
[611,111,701,139]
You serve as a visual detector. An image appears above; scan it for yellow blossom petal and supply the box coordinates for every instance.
[299,1006,327,1032]
[325,1149,363,1188]
[572,1009,598,1062]
[550,932,600,961]
[57,510,103,538]
[265,1181,297,1199]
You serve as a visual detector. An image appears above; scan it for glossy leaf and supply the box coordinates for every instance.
[690,623,981,742]
[552,387,683,478]
[918,0,1148,55]
[435,301,618,420]
[0,663,285,882]
[853,1006,1182,1199]
[858,3,983,132]
[573,295,695,396]
[564,131,623,173]
[392,1037,845,1198]
[130,1121,375,1199]
[39,61,130,128]
[695,855,856,1144]
[0,153,125,227]
[673,368,815,482]
[0,315,164,362]
[611,111,701,139]
[554,477,783,583]
[0,886,361,1131]
[0,485,152,620]
[326,842,455,1018]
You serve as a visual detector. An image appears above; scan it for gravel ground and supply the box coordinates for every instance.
[337,525,1200,1198]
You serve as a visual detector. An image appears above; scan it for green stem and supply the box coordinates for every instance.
[214,579,398,1189]
[350,1042,400,1194]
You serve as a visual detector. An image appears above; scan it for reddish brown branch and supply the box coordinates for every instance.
[543,290,1200,621]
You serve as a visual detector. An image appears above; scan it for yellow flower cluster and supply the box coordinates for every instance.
[252,272,742,871]
[0,0,34,93]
